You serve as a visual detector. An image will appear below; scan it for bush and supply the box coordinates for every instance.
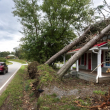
[0,57,6,62]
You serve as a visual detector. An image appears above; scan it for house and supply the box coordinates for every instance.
[58,18,110,83]
[7,54,15,59]
[63,36,110,83]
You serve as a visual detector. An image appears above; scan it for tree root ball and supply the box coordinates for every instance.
[28,61,39,79]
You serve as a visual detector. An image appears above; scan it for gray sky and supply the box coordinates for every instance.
[0,0,110,52]
[0,0,22,52]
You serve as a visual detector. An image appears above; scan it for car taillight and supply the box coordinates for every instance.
[0,66,4,70]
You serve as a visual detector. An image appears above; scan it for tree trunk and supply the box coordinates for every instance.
[45,26,91,65]
[57,24,110,79]
[45,17,110,65]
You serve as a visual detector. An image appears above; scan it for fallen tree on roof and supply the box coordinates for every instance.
[44,26,91,65]
[57,24,110,79]
[45,17,110,65]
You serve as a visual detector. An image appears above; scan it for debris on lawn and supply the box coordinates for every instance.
[74,88,110,110]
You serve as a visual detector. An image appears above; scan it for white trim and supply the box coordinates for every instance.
[100,47,108,49]
[97,49,102,77]
[71,55,73,70]
[90,46,99,50]
[76,60,79,72]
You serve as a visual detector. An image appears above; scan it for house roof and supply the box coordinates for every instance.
[7,54,15,56]
[67,41,107,54]
[93,41,107,47]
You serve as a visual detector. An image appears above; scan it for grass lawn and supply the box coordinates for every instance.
[0,64,110,110]
[7,59,27,64]
[0,66,25,109]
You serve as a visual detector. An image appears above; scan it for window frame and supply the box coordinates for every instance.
[104,51,110,68]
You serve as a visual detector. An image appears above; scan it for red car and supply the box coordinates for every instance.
[0,62,8,74]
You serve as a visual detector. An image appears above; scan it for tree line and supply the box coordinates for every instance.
[0,51,14,58]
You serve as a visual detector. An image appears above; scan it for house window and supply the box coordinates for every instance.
[81,54,85,65]
[105,51,110,67]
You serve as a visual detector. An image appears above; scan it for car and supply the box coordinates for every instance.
[0,62,8,75]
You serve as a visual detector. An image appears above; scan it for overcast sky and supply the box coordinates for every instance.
[0,0,110,52]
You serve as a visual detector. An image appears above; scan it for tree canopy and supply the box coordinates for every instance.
[13,0,94,63]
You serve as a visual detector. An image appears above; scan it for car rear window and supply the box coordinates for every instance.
[0,63,4,66]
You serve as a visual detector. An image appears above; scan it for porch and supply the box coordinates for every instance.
[71,69,110,83]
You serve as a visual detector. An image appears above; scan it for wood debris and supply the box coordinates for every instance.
[74,88,110,110]
[106,68,110,73]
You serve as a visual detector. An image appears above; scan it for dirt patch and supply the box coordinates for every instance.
[0,96,12,110]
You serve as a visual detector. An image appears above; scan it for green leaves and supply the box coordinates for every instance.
[13,0,94,63]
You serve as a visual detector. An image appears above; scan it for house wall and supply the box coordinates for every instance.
[79,65,86,69]
[91,50,108,73]
[102,67,107,73]
[78,51,108,73]
[92,53,97,71]
[78,43,110,73]
[102,35,110,41]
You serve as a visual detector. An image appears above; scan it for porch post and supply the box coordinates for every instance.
[97,49,102,77]
[76,60,79,72]
[71,55,73,70]
[63,54,66,64]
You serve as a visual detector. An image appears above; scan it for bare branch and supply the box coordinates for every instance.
[103,0,110,10]
[102,8,110,13]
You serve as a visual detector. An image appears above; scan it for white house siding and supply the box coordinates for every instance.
[92,53,97,71]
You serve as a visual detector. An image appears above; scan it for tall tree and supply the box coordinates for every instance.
[13,0,41,61]
[0,51,10,57]
[43,0,94,64]
[13,0,93,63]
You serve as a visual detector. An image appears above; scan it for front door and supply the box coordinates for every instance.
[88,53,91,70]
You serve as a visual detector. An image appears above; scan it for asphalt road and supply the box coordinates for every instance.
[0,61,22,95]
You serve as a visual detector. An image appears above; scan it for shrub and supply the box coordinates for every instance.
[0,57,6,62]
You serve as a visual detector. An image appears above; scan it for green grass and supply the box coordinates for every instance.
[39,94,88,110]
[6,61,13,65]
[93,90,106,95]
[7,59,27,64]
[0,66,26,109]
[0,63,89,110]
